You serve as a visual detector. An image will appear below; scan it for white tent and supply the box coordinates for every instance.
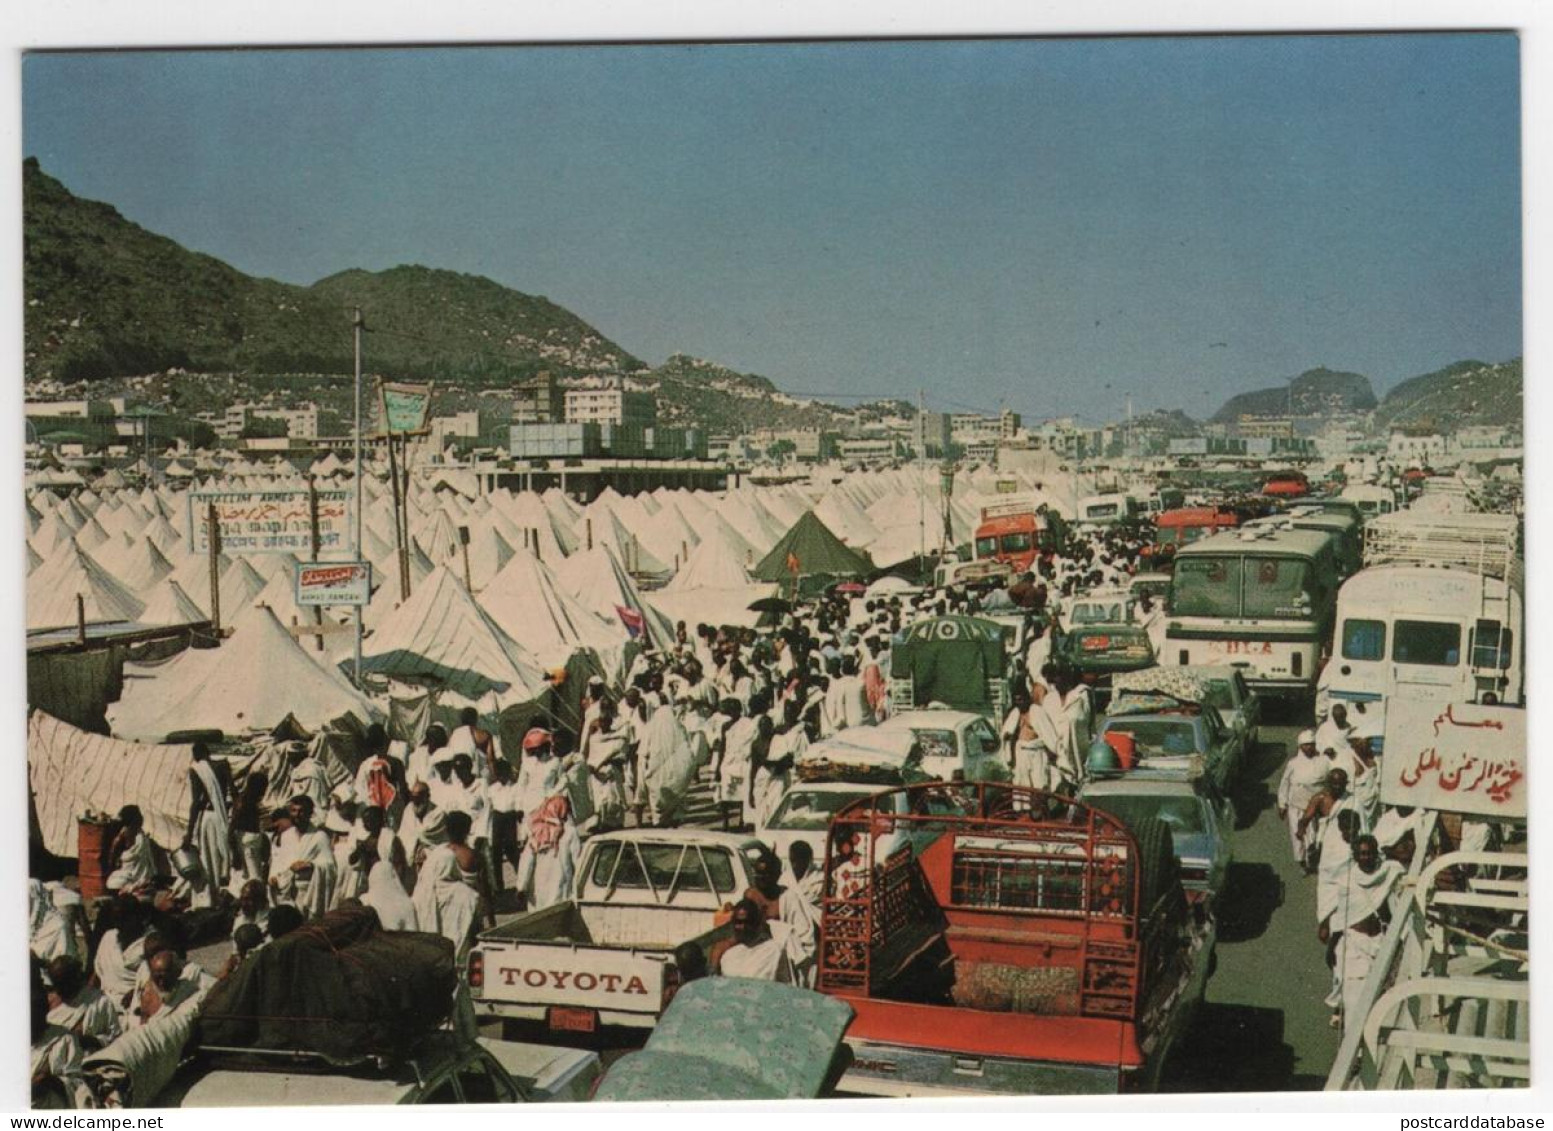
[360,564,550,704]
[107,604,382,741]
[552,545,677,649]
[139,579,209,626]
[479,550,633,680]
[27,544,146,631]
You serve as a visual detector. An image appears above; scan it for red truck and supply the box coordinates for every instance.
[817,782,1213,1096]
[973,501,1052,574]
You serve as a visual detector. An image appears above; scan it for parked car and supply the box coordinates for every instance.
[1096,696,1241,794]
[1111,664,1260,763]
[1078,771,1234,910]
[157,1033,600,1107]
[1058,624,1156,705]
[593,978,855,1101]
[470,830,765,1039]
[1128,572,1174,605]
[1059,590,1135,633]
[796,710,1010,787]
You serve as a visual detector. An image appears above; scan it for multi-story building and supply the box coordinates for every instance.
[999,409,1023,440]
[512,372,564,424]
[1234,415,1296,440]
[564,386,658,429]
[911,412,951,457]
[836,436,899,465]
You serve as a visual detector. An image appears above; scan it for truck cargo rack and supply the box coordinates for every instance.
[817,782,1143,1022]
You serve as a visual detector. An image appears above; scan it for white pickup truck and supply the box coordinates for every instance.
[469,829,766,1039]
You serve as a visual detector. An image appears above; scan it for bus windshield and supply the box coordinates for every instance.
[1171,555,1317,620]
[1000,532,1033,553]
[975,536,997,558]
[1242,557,1314,618]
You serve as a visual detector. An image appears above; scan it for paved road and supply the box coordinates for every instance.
[1161,720,1341,1092]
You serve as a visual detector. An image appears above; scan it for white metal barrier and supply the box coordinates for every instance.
[1325,847,1528,1090]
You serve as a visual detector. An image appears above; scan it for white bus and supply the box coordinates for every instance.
[1163,526,1340,699]
[1317,512,1523,731]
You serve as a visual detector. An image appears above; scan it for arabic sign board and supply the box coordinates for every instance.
[1381,701,1525,819]
[189,488,355,556]
[994,479,1020,494]
[379,380,433,436]
[295,562,372,607]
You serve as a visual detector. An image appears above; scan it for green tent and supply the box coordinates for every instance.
[890,615,1010,719]
[752,510,873,590]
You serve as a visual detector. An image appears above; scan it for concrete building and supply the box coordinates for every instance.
[430,411,482,450]
[912,412,952,457]
[999,409,1023,440]
[837,436,899,465]
[565,386,658,429]
[1234,415,1296,440]
[512,372,564,424]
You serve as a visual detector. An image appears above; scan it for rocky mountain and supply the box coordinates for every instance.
[1211,367,1378,422]
[1375,358,1522,432]
[23,158,641,385]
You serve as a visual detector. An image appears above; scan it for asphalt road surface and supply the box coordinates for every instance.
[1160,719,1341,1092]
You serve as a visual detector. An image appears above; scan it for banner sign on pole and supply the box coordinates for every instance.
[295,562,372,607]
[189,489,354,555]
[995,479,1020,494]
[379,380,434,436]
[1380,701,1526,819]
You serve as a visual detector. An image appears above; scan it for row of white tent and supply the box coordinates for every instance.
[25,461,1094,743]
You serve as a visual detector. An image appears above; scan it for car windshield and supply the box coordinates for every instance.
[1087,794,1206,837]
[1201,679,1236,711]
[769,790,869,830]
[1104,718,1202,756]
[1074,600,1126,624]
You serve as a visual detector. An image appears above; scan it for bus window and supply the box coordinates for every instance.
[1171,557,1240,617]
[1470,620,1513,670]
[1341,619,1386,662]
[975,536,997,558]
[1242,557,1314,619]
[1000,532,1033,554]
[1393,621,1461,666]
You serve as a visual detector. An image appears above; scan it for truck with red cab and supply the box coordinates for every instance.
[818,781,1213,1096]
[973,501,1056,575]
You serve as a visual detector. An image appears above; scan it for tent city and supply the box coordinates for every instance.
[19,34,1525,1108]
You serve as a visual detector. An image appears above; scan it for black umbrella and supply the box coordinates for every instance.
[747,596,793,614]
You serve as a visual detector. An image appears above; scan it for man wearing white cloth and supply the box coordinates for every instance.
[1277,730,1330,869]
[182,743,232,910]
[715,898,796,984]
[412,811,488,964]
[1327,835,1404,1032]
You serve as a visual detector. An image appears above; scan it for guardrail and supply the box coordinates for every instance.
[1325,845,1528,1091]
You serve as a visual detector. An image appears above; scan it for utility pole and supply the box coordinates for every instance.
[917,389,927,566]
[352,308,365,686]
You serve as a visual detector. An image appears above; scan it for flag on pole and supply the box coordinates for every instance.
[616,605,645,639]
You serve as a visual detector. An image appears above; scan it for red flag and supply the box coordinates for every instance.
[616,604,646,639]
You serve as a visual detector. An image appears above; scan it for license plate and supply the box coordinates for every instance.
[547,1006,598,1033]
[1082,636,1111,651]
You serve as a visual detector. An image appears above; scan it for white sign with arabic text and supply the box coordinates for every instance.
[1380,701,1525,820]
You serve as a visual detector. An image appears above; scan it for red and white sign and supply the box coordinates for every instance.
[295,562,372,607]
[1381,701,1525,819]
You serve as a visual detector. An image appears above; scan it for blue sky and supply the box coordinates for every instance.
[22,35,1521,423]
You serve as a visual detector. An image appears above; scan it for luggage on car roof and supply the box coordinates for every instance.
[196,906,458,1065]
